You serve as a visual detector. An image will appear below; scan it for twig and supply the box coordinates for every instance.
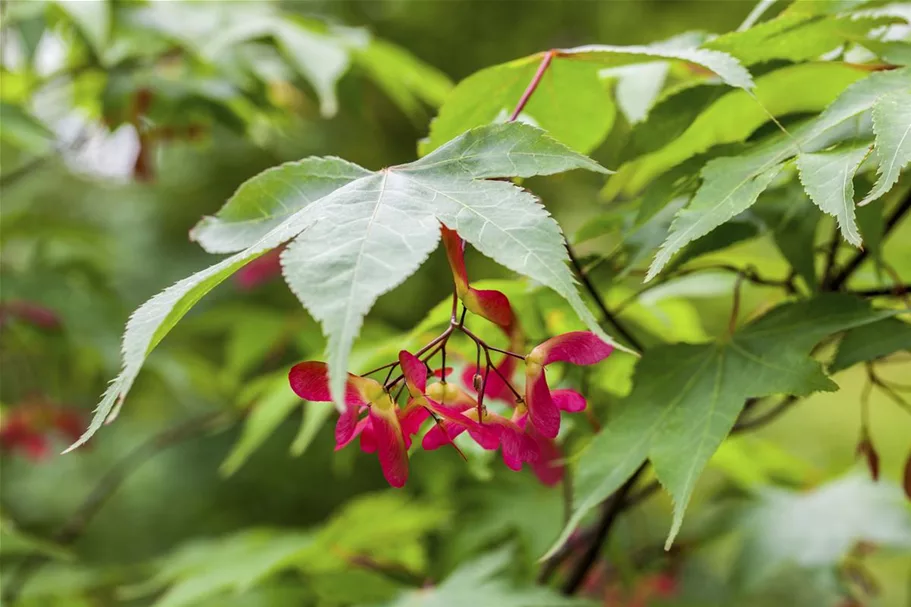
[822,228,841,287]
[851,284,910,297]
[1,411,231,605]
[615,263,793,313]
[728,272,746,336]
[565,244,643,352]
[560,463,647,594]
[828,191,911,290]
[732,396,798,432]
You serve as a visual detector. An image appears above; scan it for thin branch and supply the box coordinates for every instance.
[615,263,793,313]
[728,272,746,336]
[828,190,911,290]
[565,243,644,352]
[732,396,798,432]
[0,154,55,189]
[851,284,910,297]
[1,411,231,605]
[822,228,841,287]
[560,463,647,594]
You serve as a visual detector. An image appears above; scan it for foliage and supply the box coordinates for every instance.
[2,1,911,607]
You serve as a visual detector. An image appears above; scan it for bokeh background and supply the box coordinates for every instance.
[1,1,910,606]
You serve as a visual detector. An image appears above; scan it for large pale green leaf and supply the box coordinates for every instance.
[797,142,872,247]
[546,294,892,558]
[190,157,371,253]
[422,41,751,155]
[860,89,911,206]
[831,316,911,371]
[646,68,911,280]
[282,124,617,408]
[606,63,867,199]
[70,123,615,451]
[387,547,593,607]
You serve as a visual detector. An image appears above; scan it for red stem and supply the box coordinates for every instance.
[509,50,556,122]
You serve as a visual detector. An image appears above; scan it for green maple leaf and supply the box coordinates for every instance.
[67,122,618,452]
[544,294,893,559]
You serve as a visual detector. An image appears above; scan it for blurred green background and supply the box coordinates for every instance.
[1,1,909,606]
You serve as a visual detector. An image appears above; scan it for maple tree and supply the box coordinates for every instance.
[2,1,911,606]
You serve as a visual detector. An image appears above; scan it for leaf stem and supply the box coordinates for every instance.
[509,50,556,122]
[560,463,647,594]
[565,243,644,351]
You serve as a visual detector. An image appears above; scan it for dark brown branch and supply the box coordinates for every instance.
[821,228,841,287]
[732,396,798,432]
[565,244,644,352]
[1,411,231,606]
[560,463,647,594]
[851,284,910,297]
